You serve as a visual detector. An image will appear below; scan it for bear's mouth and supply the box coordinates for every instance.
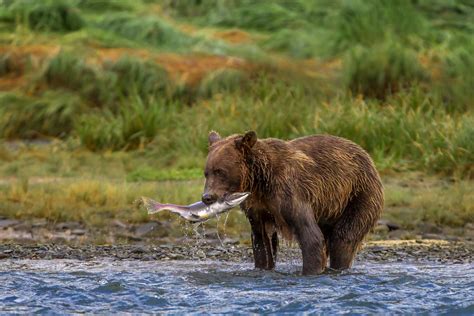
[220,192,231,202]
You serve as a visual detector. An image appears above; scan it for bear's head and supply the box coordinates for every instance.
[201,130,257,205]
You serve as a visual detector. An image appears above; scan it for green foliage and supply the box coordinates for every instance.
[198,68,248,98]
[0,52,15,75]
[98,13,195,50]
[428,116,474,177]
[38,50,104,102]
[37,52,172,106]
[0,91,83,139]
[76,0,136,13]
[344,42,428,99]
[75,97,169,151]
[415,0,474,33]
[165,0,324,31]
[324,0,428,55]
[127,166,202,181]
[163,0,224,18]
[141,84,473,177]
[104,55,171,100]
[436,45,474,112]
[9,0,84,32]
[262,29,319,58]
[0,0,472,179]
[211,2,304,32]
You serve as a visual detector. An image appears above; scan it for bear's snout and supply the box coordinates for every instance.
[202,193,218,205]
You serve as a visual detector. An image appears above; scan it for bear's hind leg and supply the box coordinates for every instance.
[247,210,278,270]
[329,192,381,270]
[296,220,326,275]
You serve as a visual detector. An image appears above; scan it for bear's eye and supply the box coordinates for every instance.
[214,169,226,177]
[204,170,209,177]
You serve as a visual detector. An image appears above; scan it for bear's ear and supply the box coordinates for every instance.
[208,131,221,146]
[235,131,257,151]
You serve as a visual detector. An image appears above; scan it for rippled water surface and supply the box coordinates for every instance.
[0,260,473,314]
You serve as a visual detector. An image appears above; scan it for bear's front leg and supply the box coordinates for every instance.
[246,209,278,270]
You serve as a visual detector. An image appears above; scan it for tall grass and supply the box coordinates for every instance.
[198,68,248,98]
[0,91,83,139]
[323,0,428,56]
[37,51,105,103]
[8,0,84,32]
[435,45,474,112]
[76,0,136,13]
[98,13,195,50]
[142,84,473,177]
[103,55,171,101]
[0,0,472,179]
[0,52,17,76]
[344,41,429,99]
[35,51,173,106]
[75,96,172,151]
[262,29,320,59]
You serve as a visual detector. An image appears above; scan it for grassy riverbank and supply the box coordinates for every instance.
[0,155,473,243]
[0,0,473,243]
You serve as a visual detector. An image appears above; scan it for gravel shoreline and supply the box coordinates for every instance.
[0,240,472,264]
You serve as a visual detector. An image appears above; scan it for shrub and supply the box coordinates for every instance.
[212,2,303,31]
[104,55,171,100]
[98,13,194,50]
[9,0,84,32]
[75,97,169,151]
[436,46,474,112]
[0,91,83,139]
[76,0,135,12]
[0,52,16,76]
[325,0,427,55]
[198,68,248,98]
[38,51,104,103]
[262,29,319,58]
[344,42,428,99]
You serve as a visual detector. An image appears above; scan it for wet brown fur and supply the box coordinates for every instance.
[203,131,384,275]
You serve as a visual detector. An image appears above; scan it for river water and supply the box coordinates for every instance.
[0,259,473,314]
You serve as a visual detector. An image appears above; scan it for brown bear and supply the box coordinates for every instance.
[202,131,384,275]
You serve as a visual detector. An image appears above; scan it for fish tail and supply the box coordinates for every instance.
[136,197,163,214]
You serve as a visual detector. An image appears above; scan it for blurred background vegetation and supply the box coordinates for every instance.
[0,0,472,242]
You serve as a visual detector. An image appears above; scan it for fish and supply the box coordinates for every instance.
[138,192,250,223]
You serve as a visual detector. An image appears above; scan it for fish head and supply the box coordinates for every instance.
[223,192,250,208]
[202,131,256,205]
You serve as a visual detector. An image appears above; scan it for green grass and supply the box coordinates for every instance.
[97,13,195,50]
[0,51,18,75]
[0,0,473,236]
[324,0,428,56]
[37,50,104,104]
[75,96,172,151]
[436,44,474,112]
[262,29,321,59]
[0,173,471,239]
[343,41,428,99]
[384,175,474,229]
[127,166,202,182]
[103,55,171,101]
[198,68,248,98]
[0,91,83,139]
[7,0,84,32]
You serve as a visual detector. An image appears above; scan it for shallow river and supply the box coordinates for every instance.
[0,259,473,314]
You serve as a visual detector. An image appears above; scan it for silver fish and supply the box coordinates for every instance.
[139,192,249,223]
